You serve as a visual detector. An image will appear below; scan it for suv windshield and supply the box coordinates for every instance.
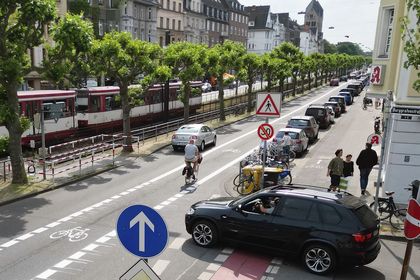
[289,119,310,126]
[306,108,326,117]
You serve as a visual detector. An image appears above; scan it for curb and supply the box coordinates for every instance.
[0,84,328,207]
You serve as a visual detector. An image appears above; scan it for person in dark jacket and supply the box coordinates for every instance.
[343,154,354,177]
[356,143,378,195]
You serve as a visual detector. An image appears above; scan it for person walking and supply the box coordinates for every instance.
[356,143,378,195]
[281,132,292,161]
[327,149,344,192]
[343,154,354,177]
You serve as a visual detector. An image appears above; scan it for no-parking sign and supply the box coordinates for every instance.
[258,123,274,141]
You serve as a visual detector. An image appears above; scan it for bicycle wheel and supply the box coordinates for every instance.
[389,208,407,230]
[369,200,391,220]
[50,230,69,239]
[278,174,292,185]
[288,151,296,163]
[236,180,255,195]
[233,174,242,187]
[69,232,89,242]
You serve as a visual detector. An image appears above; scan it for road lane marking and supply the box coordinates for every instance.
[16,233,34,241]
[54,259,73,269]
[206,263,221,271]
[168,237,186,250]
[152,260,170,276]
[46,222,60,228]
[214,254,229,262]
[69,252,86,260]
[1,240,19,247]
[198,272,213,280]
[95,236,111,243]
[82,244,99,251]
[154,205,164,210]
[32,227,48,234]
[35,269,57,279]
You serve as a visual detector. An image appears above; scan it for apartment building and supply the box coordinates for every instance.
[367,0,420,203]
[276,13,302,48]
[225,0,248,46]
[304,0,323,53]
[120,0,159,42]
[202,0,230,47]
[245,5,274,54]
[157,0,185,46]
[271,13,286,48]
[183,0,208,45]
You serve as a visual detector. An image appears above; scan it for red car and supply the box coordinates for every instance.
[330,78,340,86]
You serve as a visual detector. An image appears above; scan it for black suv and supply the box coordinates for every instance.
[185,185,380,275]
[304,105,330,129]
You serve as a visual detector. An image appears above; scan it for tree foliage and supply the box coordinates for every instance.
[402,0,420,92]
[239,53,261,112]
[0,0,56,184]
[336,42,364,56]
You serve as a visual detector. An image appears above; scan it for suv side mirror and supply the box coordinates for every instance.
[236,204,243,212]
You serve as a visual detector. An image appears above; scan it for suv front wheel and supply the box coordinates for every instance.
[302,244,336,275]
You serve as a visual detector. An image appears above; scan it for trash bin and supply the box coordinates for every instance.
[241,165,284,191]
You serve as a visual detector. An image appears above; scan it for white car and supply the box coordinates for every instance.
[260,128,309,157]
[201,82,212,93]
[171,124,217,151]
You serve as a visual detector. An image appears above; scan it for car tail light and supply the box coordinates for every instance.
[352,232,373,243]
[190,135,198,140]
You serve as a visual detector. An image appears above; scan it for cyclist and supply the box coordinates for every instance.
[280,132,292,162]
[184,139,200,178]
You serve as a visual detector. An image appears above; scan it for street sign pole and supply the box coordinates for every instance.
[400,189,420,280]
[260,117,269,189]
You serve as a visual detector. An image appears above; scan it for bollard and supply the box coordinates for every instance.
[155,126,158,142]
[3,162,5,182]
[142,130,145,146]
[137,137,140,154]
[112,143,115,166]
[79,153,82,176]
[51,161,55,184]
[91,150,94,168]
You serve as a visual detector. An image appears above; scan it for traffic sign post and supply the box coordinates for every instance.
[117,205,168,258]
[257,122,274,189]
[256,93,282,118]
[120,259,161,280]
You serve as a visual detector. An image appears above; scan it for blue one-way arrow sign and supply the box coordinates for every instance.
[117,205,168,258]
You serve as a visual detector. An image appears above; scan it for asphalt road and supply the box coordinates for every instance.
[0,83,419,280]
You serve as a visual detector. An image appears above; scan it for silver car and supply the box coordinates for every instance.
[260,128,309,157]
[171,124,217,151]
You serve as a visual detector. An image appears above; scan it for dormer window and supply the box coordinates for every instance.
[249,21,254,26]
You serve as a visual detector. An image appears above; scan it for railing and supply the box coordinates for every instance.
[0,158,11,182]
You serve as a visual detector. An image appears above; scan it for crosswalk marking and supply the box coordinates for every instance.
[197,271,213,280]
[152,260,170,276]
[168,237,186,250]
[36,269,57,279]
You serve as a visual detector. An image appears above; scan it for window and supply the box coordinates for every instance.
[166,18,170,29]
[179,2,182,12]
[124,1,127,14]
[311,21,316,27]
[167,0,170,9]
[159,36,163,46]
[278,198,313,220]
[148,7,152,20]
[178,20,181,30]
[173,1,176,10]
[98,20,104,36]
[160,17,163,28]
[318,204,342,225]
[265,31,269,39]
[248,21,254,26]
[172,19,175,29]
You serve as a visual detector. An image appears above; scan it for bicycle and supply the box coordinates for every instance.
[269,143,296,164]
[49,227,89,242]
[369,190,409,230]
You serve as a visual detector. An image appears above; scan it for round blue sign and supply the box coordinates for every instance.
[117,205,168,258]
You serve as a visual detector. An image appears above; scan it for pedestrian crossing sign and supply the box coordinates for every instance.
[256,93,281,117]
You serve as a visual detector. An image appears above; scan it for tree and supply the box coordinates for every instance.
[163,42,207,123]
[91,32,161,152]
[323,39,337,54]
[238,53,261,112]
[336,42,364,56]
[207,40,246,121]
[300,56,315,92]
[43,14,94,89]
[272,42,304,96]
[0,0,56,184]
[310,53,325,87]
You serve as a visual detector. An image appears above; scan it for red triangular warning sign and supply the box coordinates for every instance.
[256,94,280,116]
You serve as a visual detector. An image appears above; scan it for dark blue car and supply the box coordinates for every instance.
[339,92,353,105]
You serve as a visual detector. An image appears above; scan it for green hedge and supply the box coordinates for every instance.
[0,136,9,158]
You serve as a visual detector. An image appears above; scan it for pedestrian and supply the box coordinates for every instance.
[343,154,354,177]
[327,149,344,192]
[356,143,378,195]
[281,132,292,158]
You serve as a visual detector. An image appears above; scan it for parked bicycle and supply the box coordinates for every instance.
[269,143,296,164]
[369,188,412,230]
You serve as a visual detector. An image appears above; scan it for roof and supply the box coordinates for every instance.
[223,0,247,14]
[289,116,314,120]
[244,5,270,29]
[17,90,76,102]
[277,127,303,133]
[306,0,323,17]
[203,0,227,10]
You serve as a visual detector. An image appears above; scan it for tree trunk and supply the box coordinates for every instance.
[218,74,225,121]
[247,81,253,112]
[308,72,312,90]
[314,73,318,88]
[183,82,191,123]
[300,75,304,93]
[292,74,297,96]
[120,83,133,153]
[267,78,272,93]
[5,83,27,184]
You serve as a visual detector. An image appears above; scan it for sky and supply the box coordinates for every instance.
[240,0,380,51]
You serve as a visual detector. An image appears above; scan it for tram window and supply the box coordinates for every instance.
[105,96,113,111]
[76,97,89,112]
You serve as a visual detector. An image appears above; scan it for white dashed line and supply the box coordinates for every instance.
[154,205,164,210]
[58,216,73,222]
[127,188,137,192]
[206,263,221,271]
[69,251,86,260]
[1,240,19,248]
[168,197,178,202]
[91,202,103,208]
[32,227,48,234]
[46,222,60,228]
[71,211,83,217]
[106,230,117,237]
[102,199,113,203]
[174,193,184,198]
[111,195,121,199]
[168,237,186,250]
[36,269,57,279]
[96,236,111,244]
[214,254,229,262]
[120,191,129,195]
[83,244,99,251]
[16,233,34,241]
[152,260,170,276]
[197,272,213,280]
[161,201,171,206]
[54,259,73,269]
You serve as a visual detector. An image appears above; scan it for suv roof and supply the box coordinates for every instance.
[289,116,314,120]
[308,104,327,109]
[261,185,362,208]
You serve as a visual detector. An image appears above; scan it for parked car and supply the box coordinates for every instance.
[325,106,335,124]
[324,101,341,117]
[339,75,348,82]
[270,128,309,156]
[329,78,339,86]
[346,83,362,96]
[201,82,212,93]
[338,91,353,105]
[305,105,331,129]
[328,96,346,113]
[185,185,381,275]
[340,88,357,97]
[171,124,216,151]
[286,116,319,143]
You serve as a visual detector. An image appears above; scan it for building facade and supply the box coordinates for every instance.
[300,27,318,55]
[202,0,230,47]
[157,0,185,46]
[120,0,159,42]
[224,0,248,46]
[245,5,274,54]
[304,0,323,53]
[183,0,208,45]
[271,13,286,48]
[277,13,301,48]
[367,0,420,203]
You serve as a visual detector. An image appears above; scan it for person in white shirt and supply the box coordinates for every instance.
[281,132,292,158]
[184,139,199,172]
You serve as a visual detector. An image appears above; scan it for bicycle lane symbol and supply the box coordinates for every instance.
[49,227,90,242]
